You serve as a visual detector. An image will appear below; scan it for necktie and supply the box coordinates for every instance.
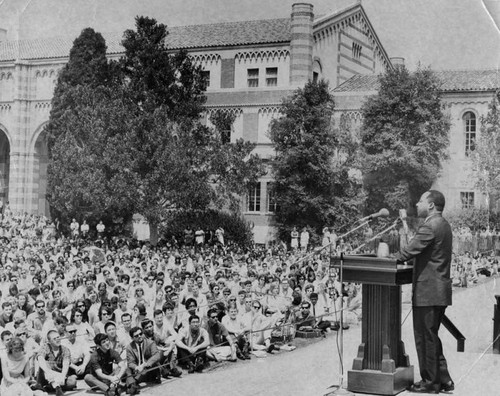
[138,343,143,365]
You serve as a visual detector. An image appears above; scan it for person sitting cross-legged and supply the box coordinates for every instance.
[175,315,210,373]
[125,326,162,395]
[84,333,127,396]
[204,307,238,362]
[36,329,77,396]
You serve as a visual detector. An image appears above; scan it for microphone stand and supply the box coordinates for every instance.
[351,218,401,254]
[326,221,375,396]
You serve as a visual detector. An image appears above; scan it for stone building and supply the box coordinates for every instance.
[0,2,392,243]
[333,69,500,214]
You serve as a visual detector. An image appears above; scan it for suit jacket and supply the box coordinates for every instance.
[126,338,161,371]
[396,213,452,307]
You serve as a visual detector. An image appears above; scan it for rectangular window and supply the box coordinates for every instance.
[265,67,278,87]
[267,182,279,212]
[313,72,319,83]
[465,117,476,156]
[201,70,210,87]
[460,192,475,209]
[352,42,362,60]
[247,182,261,212]
[247,68,259,88]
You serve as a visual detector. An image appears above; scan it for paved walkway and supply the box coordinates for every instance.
[71,278,500,396]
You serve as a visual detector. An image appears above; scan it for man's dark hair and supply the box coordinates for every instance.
[94,333,109,346]
[0,330,12,340]
[184,297,197,309]
[104,321,116,332]
[188,314,200,323]
[129,326,142,338]
[427,190,445,212]
[141,319,153,328]
[207,308,218,318]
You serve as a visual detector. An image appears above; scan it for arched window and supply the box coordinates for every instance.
[463,111,476,156]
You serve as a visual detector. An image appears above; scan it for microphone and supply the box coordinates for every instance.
[360,208,390,222]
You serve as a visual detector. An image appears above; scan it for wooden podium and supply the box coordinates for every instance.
[332,255,414,395]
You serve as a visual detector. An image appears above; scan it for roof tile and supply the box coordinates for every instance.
[0,18,291,62]
[334,70,500,93]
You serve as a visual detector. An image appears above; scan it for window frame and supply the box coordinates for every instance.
[247,182,261,212]
[463,111,476,157]
[460,191,475,209]
[247,68,259,88]
[265,67,278,87]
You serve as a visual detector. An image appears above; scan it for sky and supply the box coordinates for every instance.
[0,0,498,71]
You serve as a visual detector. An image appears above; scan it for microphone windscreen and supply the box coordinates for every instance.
[379,208,390,217]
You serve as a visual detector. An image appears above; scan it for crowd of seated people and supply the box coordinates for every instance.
[0,212,366,396]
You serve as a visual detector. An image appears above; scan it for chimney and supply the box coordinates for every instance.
[0,28,6,42]
[390,57,405,69]
[290,3,314,86]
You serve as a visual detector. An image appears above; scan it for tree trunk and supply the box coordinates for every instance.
[149,221,159,246]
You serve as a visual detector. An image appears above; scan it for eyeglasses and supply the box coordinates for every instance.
[36,305,45,309]
[253,305,260,309]
[68,330,77,334]
[300,307,309,310]
[77,304,85,308]
[209,316,218,320]
[133,332,143,338]
[17,332,27,336]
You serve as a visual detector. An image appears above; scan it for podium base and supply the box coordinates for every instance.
[324,387,355,396]
[347,366,414,395]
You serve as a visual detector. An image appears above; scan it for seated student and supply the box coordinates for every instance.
[175,315,210,373]
[221,305,251,360]
[125,326,162,395]
[36,329,77,396]
[84,333,127,396]
[0,336,31,395]
[309,292,332,333]
[142,318,182,378]
[204,308,237,362]
[62,324,90,379]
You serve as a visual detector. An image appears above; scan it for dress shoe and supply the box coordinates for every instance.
[408,382,439,394]
[267,344,276,353]
[127,384,140,395]
[170,367,182,377]
[441,381,455,392]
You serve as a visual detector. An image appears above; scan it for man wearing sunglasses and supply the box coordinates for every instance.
[63,324,90,379]
[125,326,162,395]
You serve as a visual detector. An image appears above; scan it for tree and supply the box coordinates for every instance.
[45,28,131,228]
[360,66,450,215]
[46,19,262,243]
[471,91,500,213]
[269,80,363,239]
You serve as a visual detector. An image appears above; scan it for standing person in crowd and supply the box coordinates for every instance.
[70,219,79,238]
[290,227,299,250]
[396,190,454,394]
[215,227,225,246]
[300,227,310,252]
[96,221,105,238]
[80,220,89,239]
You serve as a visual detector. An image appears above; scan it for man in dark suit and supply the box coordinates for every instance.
[125,326,162,395]
[396,190,454,394]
